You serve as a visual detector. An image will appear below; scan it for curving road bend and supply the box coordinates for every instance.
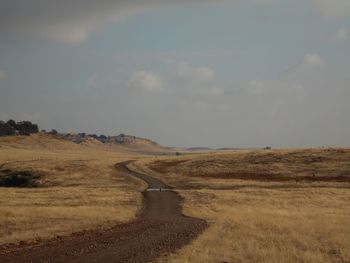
[0,161,207,263]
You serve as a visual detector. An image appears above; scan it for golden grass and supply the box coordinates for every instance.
[2,134,350,263]
[0,134,146,245]
[133,149,350,263]
[145,148,350,181]
[161,187,350,263]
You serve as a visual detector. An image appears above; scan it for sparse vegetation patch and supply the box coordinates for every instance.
[0,168,41,188]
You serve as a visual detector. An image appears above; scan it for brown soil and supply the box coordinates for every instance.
[189,172,350,183]
[148,159,189,173]
[148,160,350,183]
[0,161,207,263]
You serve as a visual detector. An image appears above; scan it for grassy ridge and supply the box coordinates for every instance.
[134,149,350,263]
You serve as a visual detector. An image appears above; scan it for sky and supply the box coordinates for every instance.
[0,0,349,148]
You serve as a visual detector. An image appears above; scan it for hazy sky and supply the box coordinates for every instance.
[0,0,349,148]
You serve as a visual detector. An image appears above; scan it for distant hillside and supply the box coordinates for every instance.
[109,134,161,148]
[185,147,213,152]
[0,133,87,152]
[59,133,166,152]
[216,148,240,151]
[0,132,171,157]
[0,119,169,153]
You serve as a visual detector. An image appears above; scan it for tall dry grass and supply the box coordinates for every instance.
[0,134,146,245]
[145,148,350,181]
[160,187,350,263]
[133,149,350,263]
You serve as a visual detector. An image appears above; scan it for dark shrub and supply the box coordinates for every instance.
[6,119,16,128]
[16,121,39,135]
[0,170,40,188]
[49,129,58,135]
[98,134,108,143]
[99,134,107,140]
[0,123,15,136]
[0,120,39,136]
[90,134,98,139]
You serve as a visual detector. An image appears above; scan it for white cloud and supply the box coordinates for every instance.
[294,84,306,102]
[247,80,266,95]
[311,0,350,19]
[336,27,348,41]
[126,63,221,96]
[177,63,216,83]
[195,86,224,96]
[47,27,90,44]
[207,86,224,96]
[1,1,349,44]
[0,1,154,44]
[246,78,308,104]
[278,52,326,79]
[0,70,7,80]
[0,0,276,44]
[128,71,163,93]
[173,63,223,96]
[304,53,325,67]
[87,73,98,89]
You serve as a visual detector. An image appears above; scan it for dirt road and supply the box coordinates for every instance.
[0,161,207,263]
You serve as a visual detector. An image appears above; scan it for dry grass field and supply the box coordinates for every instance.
[132,149,350,263]
[2,134,350,263]
[0,133,146,245]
